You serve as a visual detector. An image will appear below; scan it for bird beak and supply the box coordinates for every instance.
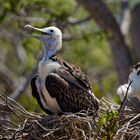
[24,24,51,36]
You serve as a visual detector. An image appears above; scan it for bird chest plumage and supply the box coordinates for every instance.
[38,60,61,78]
[37,60,62,113]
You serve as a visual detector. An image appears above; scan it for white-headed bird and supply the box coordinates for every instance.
[24,25,99,115]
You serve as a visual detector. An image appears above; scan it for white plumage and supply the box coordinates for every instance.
[117,62,140,101]
[38,61,62,113]
[25,25,64,113]
[25,24,99,115]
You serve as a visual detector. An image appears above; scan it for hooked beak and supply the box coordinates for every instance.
[24,24,51,37]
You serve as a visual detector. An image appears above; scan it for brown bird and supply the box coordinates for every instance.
[24,25,99,115]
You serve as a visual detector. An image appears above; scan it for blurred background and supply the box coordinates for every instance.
[0,0,140,113]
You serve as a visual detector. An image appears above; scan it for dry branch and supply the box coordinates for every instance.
[0,92,140,139]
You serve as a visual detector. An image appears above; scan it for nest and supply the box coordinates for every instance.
[0,92,140,140]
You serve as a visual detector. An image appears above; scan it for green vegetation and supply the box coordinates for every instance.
[0,1,140,139]
[97,110,119,139]
[0,0,139,112]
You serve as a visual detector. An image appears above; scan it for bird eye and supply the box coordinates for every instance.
[50,29,54,32]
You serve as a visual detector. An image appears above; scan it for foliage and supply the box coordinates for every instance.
[0,0,140,139]
[0,0,121,113]
[0,0,139,113]
[97,110,119,139]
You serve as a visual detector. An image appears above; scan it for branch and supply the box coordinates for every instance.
[76,0,132,83]
[0,91,40,120]
[118,80,132,113]
[10,15,46,23]
[61,16,91,31]
[0,62,18,92]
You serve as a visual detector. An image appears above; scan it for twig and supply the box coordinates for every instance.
[124,113,140,130]
[118,80,133,113]
[61,16,91,31]
[10,15,46,23]
[129,121,140,128]
[0,91,40,119]
[6,99,24,121]
[31,123,45,140]
[34,120,48,131]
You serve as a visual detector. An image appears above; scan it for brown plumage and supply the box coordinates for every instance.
[25,25,99,115]
[45,55,99,113]
[31,55,99,115]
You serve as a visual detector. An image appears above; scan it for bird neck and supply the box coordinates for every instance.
[42,46,57,62]
[41,38,62,62]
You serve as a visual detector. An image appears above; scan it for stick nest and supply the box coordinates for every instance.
[0,92,140,140]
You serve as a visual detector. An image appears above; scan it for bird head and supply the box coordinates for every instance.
[24,25,62,59]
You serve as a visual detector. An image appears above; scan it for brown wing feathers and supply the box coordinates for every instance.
[45,73,98,113]
[44,56,99,113]
[51,55,91,89]
[31,55,99,114]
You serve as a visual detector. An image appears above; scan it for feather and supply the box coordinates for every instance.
[27,25,99,115]
[45,73,99,114]
[117,62,140,101]
[31,75,53,114]
[51,55,91,90]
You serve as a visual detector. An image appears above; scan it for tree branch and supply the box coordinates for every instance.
[61,16,91,32]
[76,0,132,83]
[0,62,18,93]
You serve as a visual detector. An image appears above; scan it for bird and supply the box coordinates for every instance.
[117,62,140,101]
[24,24,99,115]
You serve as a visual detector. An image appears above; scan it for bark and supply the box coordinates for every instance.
[130,3,140,61]
[76,0,132,83]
